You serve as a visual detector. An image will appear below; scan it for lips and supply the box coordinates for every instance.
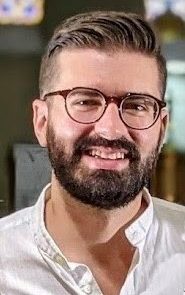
[74,136,140,163]
[86,147,128,160]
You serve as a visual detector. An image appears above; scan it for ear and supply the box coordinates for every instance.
[32,99,48,147]
[159,107,169,150]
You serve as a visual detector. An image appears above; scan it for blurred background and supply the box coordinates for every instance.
[0,0,185,216]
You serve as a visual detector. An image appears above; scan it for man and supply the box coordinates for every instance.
[1,11,185,295]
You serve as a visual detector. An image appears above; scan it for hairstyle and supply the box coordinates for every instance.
[39,11,167,98]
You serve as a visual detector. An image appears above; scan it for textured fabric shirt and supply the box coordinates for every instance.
[0,184,185,295]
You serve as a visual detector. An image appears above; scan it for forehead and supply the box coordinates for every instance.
[51,48,161,98]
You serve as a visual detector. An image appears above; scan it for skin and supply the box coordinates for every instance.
[32,48,168,295]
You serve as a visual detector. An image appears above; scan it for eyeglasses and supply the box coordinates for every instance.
[43,87,166,130]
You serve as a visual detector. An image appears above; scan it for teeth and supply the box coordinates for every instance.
[92,150,96,157]
[89,149,125,160]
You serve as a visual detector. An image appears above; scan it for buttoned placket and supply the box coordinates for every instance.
[119,189,154,295]
[39,248,103,295]
[32,184,102,295]
[32,185,154,295]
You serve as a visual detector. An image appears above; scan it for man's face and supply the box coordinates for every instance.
[34,48,168,210]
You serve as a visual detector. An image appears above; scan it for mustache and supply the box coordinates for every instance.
[73,135,141,161]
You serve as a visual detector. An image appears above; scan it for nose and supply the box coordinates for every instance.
[94,103,130,140]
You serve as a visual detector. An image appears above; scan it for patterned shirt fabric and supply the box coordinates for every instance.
[0,184,185,295]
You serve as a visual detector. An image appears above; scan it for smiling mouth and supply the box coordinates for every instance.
[85,147,128,160]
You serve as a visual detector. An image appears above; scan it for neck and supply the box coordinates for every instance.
[45,176,146,250]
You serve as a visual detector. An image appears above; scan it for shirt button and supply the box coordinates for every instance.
[81,284,92,294]
[54,254,66,266]
[132,231,138,239]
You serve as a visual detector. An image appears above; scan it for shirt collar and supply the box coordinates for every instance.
[32,184,154,260]
[32,184,68,264]
[125,187,154,246]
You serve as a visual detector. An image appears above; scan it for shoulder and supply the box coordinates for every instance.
[152,197,185,232]
[0,184,49,234]
[0,207,34,250]
[153,197,185,215]
[0,206,37,271]
[0,185,49,252]
[0,206,33,232]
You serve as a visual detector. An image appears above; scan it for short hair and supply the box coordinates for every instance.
[39,11,167,98]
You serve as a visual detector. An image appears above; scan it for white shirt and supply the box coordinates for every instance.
[0,184,185,295]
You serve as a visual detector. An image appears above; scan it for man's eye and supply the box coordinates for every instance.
[71,97,102,107]
[77,99,100,106]
[133,104,147,111]
[124,102,147,111]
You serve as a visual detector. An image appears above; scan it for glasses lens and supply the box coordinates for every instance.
[121,95,159,129]
[66,88,105,123]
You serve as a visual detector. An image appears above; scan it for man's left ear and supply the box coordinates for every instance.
[159,108,169,150]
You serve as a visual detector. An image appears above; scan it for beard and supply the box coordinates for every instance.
[47,125,159,210]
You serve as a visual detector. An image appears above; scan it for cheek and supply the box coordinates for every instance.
[131,124,161,157]
[49,106,92,147]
